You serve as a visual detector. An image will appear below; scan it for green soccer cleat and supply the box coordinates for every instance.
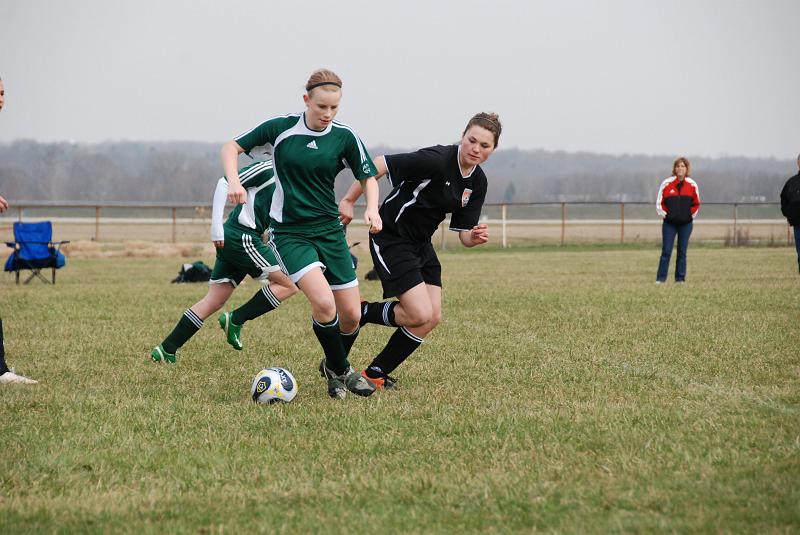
[218,312,243,351]
[151,344,176,364]
[319,359,376,399]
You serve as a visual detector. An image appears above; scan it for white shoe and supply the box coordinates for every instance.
[0,370,38,385]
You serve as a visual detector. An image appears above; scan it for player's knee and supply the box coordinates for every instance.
[405,305,433,327]
[339,301,361,326]
[195,296,225,317]
[310,296,337,321]
[428,309,442,329]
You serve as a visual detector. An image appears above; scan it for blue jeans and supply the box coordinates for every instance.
[794,226,800,272]
[657,221,693,282]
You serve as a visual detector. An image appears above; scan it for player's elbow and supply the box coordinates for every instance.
[221,140,243,158]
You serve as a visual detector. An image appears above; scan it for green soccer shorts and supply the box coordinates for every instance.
[210,225,281,286]
[267,223,357,289]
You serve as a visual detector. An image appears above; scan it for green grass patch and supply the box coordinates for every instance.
[1,247,798,533]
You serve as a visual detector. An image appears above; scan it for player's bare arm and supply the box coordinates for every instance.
[220,140,247,204]
[459,224,489,247]
[362,176,382,234]
[339,156,387,225]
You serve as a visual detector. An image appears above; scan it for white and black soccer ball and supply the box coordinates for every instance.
[251,367,298,404]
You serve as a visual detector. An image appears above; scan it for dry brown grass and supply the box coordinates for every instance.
[63,240,215,259]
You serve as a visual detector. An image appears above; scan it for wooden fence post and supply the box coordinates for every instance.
[502,204,507,248]
[95,206,101,242]
[560,202,566,246]
[620,202,625,244]
[733,203,738,247]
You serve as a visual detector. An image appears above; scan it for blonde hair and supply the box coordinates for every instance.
[305,69,342,94]
[672,157,691,177]
[463,112,502,148]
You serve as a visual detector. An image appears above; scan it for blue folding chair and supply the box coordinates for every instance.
[4,221,69,284]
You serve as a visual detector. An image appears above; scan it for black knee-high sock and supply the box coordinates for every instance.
[232,285,280,325]
[162,309,203,354]
[340,326,360,358]
[312,315,349,375]
[0,318,8,374]
[367,327,423,376]
[360,300,398,327]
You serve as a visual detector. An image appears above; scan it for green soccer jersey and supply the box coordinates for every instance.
[234,113,377,229]
[227,160,275,235]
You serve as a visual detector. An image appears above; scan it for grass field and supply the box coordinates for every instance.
[1,246,798,533]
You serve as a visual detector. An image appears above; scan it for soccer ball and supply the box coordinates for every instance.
[250,367,298,404]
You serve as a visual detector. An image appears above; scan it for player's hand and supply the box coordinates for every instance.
[227,183,246,204]
[470,224,489,245]
[213,239,224,249]
[0,195,8,213]
[338,198,354,225]
[365,208,382,234]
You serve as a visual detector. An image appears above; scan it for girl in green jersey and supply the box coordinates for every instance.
[221,69,382,399]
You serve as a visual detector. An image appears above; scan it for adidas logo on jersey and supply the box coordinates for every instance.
[306,140,318,150]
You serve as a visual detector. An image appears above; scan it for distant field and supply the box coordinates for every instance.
[1,200,790,249]
[1,247,798,533]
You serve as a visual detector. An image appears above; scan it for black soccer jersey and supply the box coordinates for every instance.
[380,145,488,242]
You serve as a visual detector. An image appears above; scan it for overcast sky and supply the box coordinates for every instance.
[1,0,798,159]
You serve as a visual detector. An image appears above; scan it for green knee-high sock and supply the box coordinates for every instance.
[312,315,349,375]
[162,309,203,354]
[341,326,360,358]
[232,285,280,325]
[367,326,423,376]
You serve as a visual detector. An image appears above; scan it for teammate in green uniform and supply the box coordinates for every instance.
[151,160,297,363]
[222,69,382,399]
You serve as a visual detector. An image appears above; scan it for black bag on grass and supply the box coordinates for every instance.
[171,261,212,283]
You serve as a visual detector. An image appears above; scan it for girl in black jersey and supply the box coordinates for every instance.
[338,112,501,389]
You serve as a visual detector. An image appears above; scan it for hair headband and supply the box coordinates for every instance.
[475,115,500,130]
[306,81,342,92]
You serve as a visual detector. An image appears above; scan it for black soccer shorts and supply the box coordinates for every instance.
[368,231,442,298]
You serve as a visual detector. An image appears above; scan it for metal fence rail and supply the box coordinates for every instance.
[0,200,790,248]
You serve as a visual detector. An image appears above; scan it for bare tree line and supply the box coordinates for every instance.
[0,141,792,203]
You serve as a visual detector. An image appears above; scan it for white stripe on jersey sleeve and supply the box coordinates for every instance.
[332,121,367,163]
[239,160,273,185]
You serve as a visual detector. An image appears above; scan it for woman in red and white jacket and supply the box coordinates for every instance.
[655,157,700,283]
